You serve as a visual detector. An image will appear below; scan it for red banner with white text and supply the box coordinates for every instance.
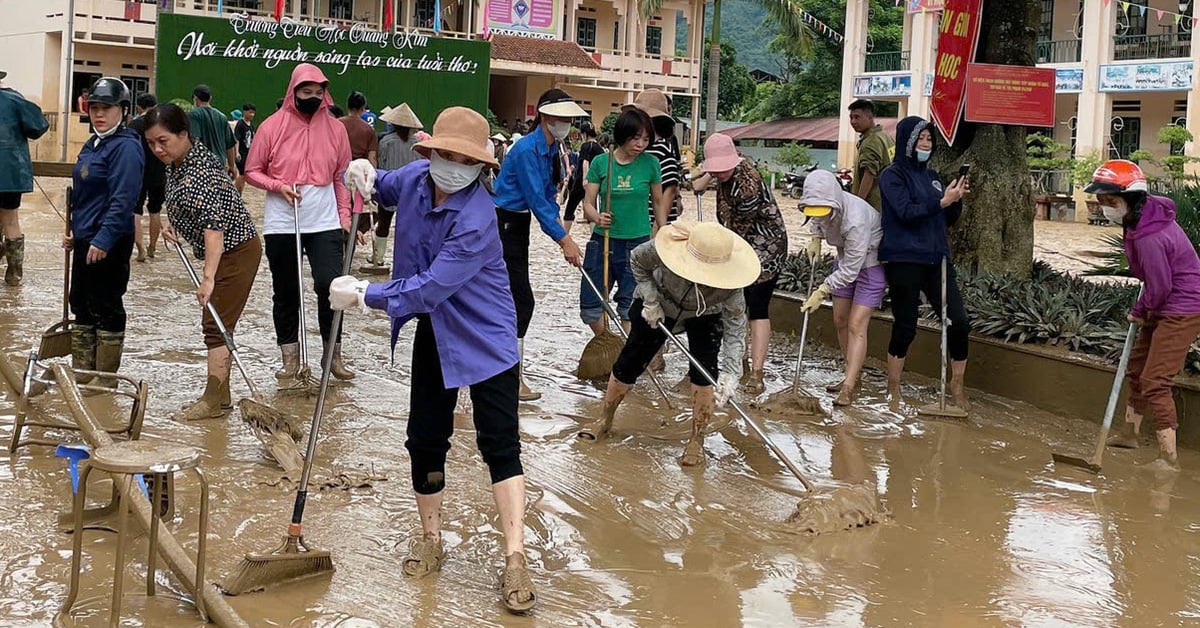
[929,0,984,146]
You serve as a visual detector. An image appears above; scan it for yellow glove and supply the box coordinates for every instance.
[807,236,823,261]
[801,283,831,314]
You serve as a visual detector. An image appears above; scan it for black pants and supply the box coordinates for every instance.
[563,187,584,222]
[406,315,523,495]
[264,229,344,346]
[135,184,164,215]
[497,208,534,338]
[612,299,721,387]
[884,261,970,361]
[70,236,133,332]
[374,206,395,238]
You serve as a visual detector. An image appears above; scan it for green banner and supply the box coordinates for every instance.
[155,13,490,126]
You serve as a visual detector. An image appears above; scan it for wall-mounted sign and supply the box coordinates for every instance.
[1055,68,1084,94]
[853,73,912,98]
[486,0,560,40]
[908,0,946,13]
[1099,61,1193,92]
[964,64,1056,127]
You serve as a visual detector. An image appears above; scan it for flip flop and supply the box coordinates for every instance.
[498,554,537,614]
[401,537,445,578]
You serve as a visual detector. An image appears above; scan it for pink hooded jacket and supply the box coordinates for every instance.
[245,63,351,227]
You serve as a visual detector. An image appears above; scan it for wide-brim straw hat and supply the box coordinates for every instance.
[490,133,507,142]
[701,133,741,173]
[622,88,670,119]
[380,102,423,129]
[537,94,587,118]
[413,107,499,169]
[655,221,760,290]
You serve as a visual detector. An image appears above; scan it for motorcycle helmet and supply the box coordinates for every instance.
[1084,159,1147,195]
[85,76,132,114]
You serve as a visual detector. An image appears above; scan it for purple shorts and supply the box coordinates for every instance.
[830,263,886,308]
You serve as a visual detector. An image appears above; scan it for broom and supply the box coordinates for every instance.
[222,192,368,594]
[173,243,300,441]
[577,152,623,380]
[754,250,824,416]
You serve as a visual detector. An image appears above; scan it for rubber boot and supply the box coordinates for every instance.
[518,339,541,401]
[71,324,97,385]
[4,236,24,286]
[949,359,970,412]
[220,376,233,410]
[886,354,906,411]
[90,330,124,391]
[680,385,714,467]
[275,343,300,380]
[1149,427,1180,471]
[577,376,630,441]
[373,236,388,267]
[328,342,355,380]
[176,375,228,421]
[1106,407,1142,449]
[743,369,765,395]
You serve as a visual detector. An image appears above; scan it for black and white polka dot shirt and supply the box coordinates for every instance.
[165,142,257,258]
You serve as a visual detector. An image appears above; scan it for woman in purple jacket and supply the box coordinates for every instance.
[1090,159,1200,470]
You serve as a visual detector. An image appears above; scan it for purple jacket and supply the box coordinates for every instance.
[1125,194,1200,319]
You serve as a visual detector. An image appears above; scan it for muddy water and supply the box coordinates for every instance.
[3,180,1200,626]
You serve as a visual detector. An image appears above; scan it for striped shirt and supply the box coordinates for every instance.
[645,138,681,221]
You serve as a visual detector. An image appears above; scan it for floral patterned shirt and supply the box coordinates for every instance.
[716,161,789,283]
[165,142,257,258]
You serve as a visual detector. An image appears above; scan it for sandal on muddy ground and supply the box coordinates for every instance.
[498,553,537,614]
[401,537,445,578]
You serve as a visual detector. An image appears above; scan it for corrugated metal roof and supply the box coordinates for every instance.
[720,117,899,144]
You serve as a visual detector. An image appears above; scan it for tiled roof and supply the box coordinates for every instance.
[489,34,601,70]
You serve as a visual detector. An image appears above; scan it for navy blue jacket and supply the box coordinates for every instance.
[71,128,143,253]
[878,116,962,265]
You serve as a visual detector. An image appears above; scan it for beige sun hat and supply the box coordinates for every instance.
[490,132,507,142]
[622,88,670,119]
[655,221,760,290]
[381,102,423,129]
[413,107,499,169]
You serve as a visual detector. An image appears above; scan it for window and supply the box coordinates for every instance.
[329,0,351,19]
[1123,0,1148,37]
[646,25,662,55]
[416,0,435,28]
[614,20,620,50]
[1110,117,1141,160]
[1038,0,1054,40]
[577,17,597,49]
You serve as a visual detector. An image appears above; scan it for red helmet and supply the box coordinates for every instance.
[1085,159,1148,194]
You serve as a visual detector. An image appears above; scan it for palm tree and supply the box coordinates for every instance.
[638,0,814,138]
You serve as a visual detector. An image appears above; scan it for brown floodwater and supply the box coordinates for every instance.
[3,180,1200,626]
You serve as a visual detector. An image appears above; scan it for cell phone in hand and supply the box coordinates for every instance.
[958,164,971,181]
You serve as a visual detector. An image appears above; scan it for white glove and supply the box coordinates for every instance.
[344,159,377,200]
[715,373,738,408]
[329,275,369,313]
[641,300,664,328]
[807,235,822,261]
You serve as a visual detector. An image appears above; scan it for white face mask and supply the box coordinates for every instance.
[429,151,484,194]
[1101,202,1128,224]
[548,121,571,140]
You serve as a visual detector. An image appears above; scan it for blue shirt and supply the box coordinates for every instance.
[363,160,519,388]
[71,128,143,253]
[491,130,567,242]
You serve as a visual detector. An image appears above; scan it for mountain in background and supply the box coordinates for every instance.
[675,0,782,73]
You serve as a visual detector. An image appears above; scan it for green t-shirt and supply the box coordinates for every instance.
[853,125,896,212]
[188,107,236,166]
[587,151,661,240]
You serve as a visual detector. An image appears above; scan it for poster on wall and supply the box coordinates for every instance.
[1098,61,1193,92]
[1055,68,1083,93]
[486,0,560,40]
[964,64,1055,127]
[853,73,912,98]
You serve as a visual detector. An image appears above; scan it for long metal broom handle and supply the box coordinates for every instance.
[939,256,949,408]
[658,324,815,492]
[172,242,259,399]
[580,268,673,409]
[293,184,309,369]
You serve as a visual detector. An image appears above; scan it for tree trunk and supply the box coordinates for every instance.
[936,0,1039,277]
[704,0,722,141]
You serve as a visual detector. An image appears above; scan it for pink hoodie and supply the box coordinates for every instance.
[245,63,351,226]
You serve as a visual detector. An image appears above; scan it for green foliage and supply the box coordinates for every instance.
[600,112,620,136]
[1071,149,1106,190]
[1089,184,1200,276]
[776,142,814,169]
[169,98,194,113]
[1026,133,1072,171]
[674,40,756,121]
[1128,124,1199,188]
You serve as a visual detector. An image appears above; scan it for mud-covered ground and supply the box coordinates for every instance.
[2,180,1199,626]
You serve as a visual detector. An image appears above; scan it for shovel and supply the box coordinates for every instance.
[1053,295,1141,474]
[39,186,73,359]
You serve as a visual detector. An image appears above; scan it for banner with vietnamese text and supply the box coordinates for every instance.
[929,0,983,145]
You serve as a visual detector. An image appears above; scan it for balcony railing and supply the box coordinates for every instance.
[1035,39,1081,64]
[864,50,910,73]
[1114,33,1191,60]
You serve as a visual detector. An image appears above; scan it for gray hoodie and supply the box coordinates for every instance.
[801,170,883,290]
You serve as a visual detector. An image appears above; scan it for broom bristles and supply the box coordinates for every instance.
[577,331,624,380]
[221,535,334,595]
[239,397,302,441]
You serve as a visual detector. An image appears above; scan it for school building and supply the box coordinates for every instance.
[0,0,704,160]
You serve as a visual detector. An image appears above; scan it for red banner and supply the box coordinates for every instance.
[124,1,141,20]
[929,0,984,146]
[964,64,1056,128]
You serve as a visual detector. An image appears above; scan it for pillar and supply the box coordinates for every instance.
[1074,0,1116,219]
[1185,18,1200,177]
[837,0,869,168]
[907,8,939,118]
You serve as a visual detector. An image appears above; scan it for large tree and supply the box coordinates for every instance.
[935,1,1039,277]
[673,40,756,121]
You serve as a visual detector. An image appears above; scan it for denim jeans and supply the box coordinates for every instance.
[579,232,650,325]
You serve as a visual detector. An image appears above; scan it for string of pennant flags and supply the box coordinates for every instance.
[1109,0,1200,28]
[800,10,847,44]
